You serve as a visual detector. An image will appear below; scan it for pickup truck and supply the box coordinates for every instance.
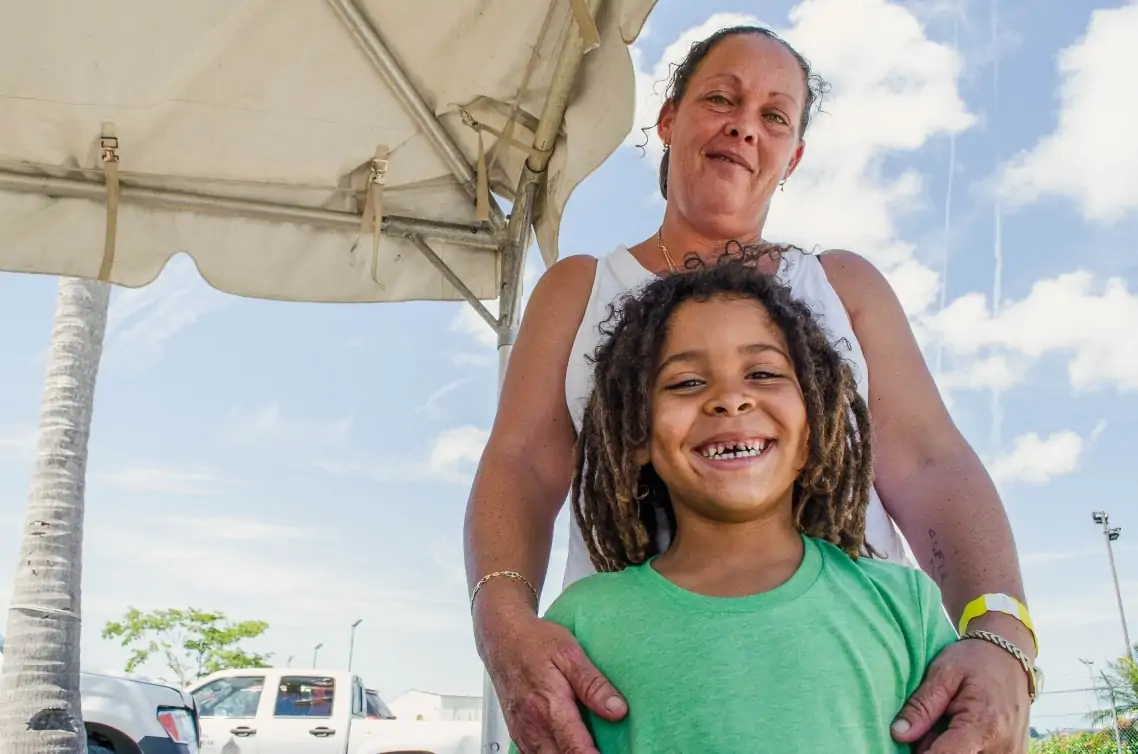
[0,632,200,754]
[188,668,480,754]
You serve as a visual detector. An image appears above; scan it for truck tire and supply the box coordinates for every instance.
[88,744,115,754]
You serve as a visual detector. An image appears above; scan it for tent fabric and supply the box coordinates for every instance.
[0,0,655,304]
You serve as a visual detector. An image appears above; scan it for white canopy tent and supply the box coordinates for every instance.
[0,0,656,749]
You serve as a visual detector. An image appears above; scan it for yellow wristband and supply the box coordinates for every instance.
[958,593,1038,654]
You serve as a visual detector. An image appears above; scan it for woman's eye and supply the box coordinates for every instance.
[765,112,789,125]
[706,93,731,105]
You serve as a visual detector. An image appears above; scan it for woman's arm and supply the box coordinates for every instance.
[464,254,592,613]
[820,251,1030,643]
[464,254,627,752]
[821,250,1032,752]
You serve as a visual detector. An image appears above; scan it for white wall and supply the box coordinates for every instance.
[389,690,482,722]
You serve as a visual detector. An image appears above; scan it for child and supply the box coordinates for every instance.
[529,249,957,752]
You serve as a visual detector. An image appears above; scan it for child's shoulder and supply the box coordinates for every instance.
[813,538,937,603]
[542,566,646,627]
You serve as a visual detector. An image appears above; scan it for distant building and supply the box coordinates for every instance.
[389,691,482,727]
[388,690,482,722]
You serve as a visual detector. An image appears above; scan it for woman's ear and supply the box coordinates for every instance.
[784,139,806,182]
[634,445,650,467]
[656,100,676,149]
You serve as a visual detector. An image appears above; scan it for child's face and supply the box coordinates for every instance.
[644,294,808,524]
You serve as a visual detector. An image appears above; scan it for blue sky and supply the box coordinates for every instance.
[1,0,1137,732]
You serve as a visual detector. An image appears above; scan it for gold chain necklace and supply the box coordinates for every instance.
[656,228,679,273]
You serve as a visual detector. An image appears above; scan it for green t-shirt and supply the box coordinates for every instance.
[513,535,956,754]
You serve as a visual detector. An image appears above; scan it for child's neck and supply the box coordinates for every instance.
[651,508,804,599]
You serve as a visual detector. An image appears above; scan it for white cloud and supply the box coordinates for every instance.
[937,353,1031,394]
[416,378,474,418]
[998,1,1138,222]
[626,1,975,315]
[425,426,489,476]
[99,466,229,496]
[451,352,494,368]
[315,425,489,485]
[221,402,354,447]
[1021,550,1084,568]
[102,254,231,371]
[988,430,1084,487]
[926,271,1138,394]
[450,298,499,349]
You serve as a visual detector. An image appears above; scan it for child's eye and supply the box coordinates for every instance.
[748,369,781,380]
[665,378,704,391]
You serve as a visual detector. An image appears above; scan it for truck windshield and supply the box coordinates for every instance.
[193,675,266,718]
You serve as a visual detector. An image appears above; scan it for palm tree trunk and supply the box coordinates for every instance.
[0,276,112,753]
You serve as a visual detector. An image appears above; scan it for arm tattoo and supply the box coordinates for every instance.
[927,528,949,584]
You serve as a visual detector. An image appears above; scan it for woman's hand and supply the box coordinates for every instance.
[891,639,1030,753]
[478,602,628,754]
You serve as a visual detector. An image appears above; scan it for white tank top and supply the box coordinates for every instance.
[562,246,910,587]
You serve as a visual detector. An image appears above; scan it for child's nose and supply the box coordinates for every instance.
[708,392,755,416]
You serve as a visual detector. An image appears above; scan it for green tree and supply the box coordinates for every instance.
[1030,726,1136,753]
[1092,651,1138,726]
[101,608,271,687]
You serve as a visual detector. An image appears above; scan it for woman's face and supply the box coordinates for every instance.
[657,34,807,235]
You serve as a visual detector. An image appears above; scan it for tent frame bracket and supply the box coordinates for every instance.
[405,234,498,330]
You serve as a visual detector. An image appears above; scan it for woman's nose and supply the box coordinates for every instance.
[726,125,757,144]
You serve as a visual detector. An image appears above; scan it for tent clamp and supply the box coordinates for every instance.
[98,123,121,281]
[404,233,498,331]
[360,145,391,284]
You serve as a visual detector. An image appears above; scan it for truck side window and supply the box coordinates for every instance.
[192,676,265,719]
[274,675,336,718]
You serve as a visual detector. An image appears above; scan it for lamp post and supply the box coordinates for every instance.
[286,655,294,668]
[348,619,363,672]
[1092,511,1133,659]
[312,642,323,668]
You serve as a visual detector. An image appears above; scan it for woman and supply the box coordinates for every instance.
[466,26,1036,754]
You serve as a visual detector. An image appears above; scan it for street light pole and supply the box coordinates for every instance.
[1093,511,1133,660]
[313,642,323,668]
[348,619,363,672]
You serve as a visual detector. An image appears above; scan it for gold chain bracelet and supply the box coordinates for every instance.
[469,570,538,612]
[959,630,1041,703]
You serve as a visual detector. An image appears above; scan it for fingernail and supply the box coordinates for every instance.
[891,719,910,734]
[605,696,625,712]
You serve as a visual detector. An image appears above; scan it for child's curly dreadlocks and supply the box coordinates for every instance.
[572,243,877,573]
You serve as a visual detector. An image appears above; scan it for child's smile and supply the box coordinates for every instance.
[693,433,774,463]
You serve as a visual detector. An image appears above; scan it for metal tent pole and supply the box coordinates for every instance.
[478,0,604,748]
[0,170,499,251]
[325,0,507,234]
